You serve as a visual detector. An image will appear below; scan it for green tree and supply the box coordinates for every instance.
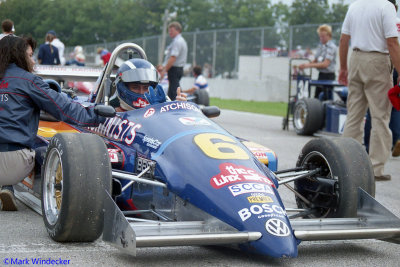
[289,0,330,25]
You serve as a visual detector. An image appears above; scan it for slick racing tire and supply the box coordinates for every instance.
[293,98,323,135]
[194,89,210,106]
[294,137,375,218]
[41,133,111,242]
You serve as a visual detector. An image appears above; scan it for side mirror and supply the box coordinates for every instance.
[94,105,116,117]
[201,106,220,118]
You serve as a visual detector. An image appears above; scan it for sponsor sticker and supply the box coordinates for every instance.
[265,218,291,237]
[238,204,286,222]
[210,163,275,189]
[143,135,162,149]
[144,108,155,118]
[247,195,273,203]
[87,117,141,146]
[179,117,211,126]
[160,102,200,113]
[108,149,120,163]
[228,183,274,196]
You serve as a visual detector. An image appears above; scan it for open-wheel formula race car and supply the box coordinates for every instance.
[14,43,400,259]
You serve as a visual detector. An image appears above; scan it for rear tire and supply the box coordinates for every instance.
[295,137,375,218]
[41,133,111,242]
[194,90,210,106]
[293,98,324,135]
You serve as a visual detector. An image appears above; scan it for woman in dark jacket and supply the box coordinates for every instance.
[0,35,106,211]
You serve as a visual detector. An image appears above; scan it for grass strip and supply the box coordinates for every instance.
[210,98,287,117]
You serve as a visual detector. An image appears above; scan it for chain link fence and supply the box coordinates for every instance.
[66,23,343,79]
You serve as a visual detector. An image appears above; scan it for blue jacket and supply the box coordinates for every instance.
[0,64,105,148]
[38,43,60,65]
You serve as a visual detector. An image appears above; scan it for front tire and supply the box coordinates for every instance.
[294,137,375,218]
[41,133,111,242]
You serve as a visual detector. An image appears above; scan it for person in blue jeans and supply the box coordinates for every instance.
[364,69,400,157]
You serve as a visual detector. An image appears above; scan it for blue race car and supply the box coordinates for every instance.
[15,43,400,259]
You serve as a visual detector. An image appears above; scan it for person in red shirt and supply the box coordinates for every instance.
[97,47,111,66]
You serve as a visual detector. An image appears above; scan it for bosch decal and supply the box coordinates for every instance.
[228,183,275,196]
[144,108,155,118]
[143,135,162,149]
[238,204,286,222]
[160,102,200,113]
[179,117,211,126]
[210,163,275,189]
[87,117,141,145]
[265,219,291,237]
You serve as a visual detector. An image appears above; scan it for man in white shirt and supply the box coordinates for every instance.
[161,21,188,100]
[48,30,65,65]
[338,0,400,181]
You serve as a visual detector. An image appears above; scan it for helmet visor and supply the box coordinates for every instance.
[121,68,159,84]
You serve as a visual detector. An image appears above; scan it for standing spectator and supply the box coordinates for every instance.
[338,0,400,181]
[0,19,15,40]
[364,2,400,158]
[298,24,337,100]
[47,30,65,65]
[66,46,85,66]
[183,65,209,95]
[161,21,187,100]
[0,35,108,211]
[97,47,111,66]
[37,32,60,65]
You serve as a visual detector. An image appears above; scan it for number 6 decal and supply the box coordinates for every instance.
[194,133,249,159]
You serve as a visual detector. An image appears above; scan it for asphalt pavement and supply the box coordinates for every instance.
[0,109,399,266]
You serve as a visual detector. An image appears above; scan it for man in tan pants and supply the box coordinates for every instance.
[339,0,400,181]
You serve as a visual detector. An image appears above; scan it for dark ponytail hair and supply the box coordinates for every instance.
[0,35,37,79]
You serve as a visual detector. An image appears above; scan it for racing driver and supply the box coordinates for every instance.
[111,58,187,112]
[0,35,109,211]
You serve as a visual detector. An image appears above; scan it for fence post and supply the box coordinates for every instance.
[259,28,264,80]
[212,30,217,78]
[193,32,197,67]
[289,25,293,58]
[235,29,239,76]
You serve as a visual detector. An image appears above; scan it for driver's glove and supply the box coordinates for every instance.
[145,84,166,104]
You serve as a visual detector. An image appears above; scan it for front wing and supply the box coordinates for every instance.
[102,187,400,256]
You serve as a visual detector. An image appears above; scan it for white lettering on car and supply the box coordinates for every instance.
[228,183,275,196]
[160,102,201,113]
[87,118,141,146]
[238,204,286,222]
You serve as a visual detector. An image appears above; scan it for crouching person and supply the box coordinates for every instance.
[0,35,108,211]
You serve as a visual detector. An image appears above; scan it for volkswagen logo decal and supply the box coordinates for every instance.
[265,218,290,237]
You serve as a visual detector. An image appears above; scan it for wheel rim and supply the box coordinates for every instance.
[297,151,339,218]
[43,148,63,226]
[293,102,307,130]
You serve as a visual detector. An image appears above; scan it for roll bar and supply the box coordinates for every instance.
[95,43,147,105]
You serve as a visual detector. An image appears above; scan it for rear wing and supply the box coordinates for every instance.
[34,65,103,83]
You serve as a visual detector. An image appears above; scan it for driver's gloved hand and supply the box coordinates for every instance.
[145,84,166,104]
[61,89,77,100]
